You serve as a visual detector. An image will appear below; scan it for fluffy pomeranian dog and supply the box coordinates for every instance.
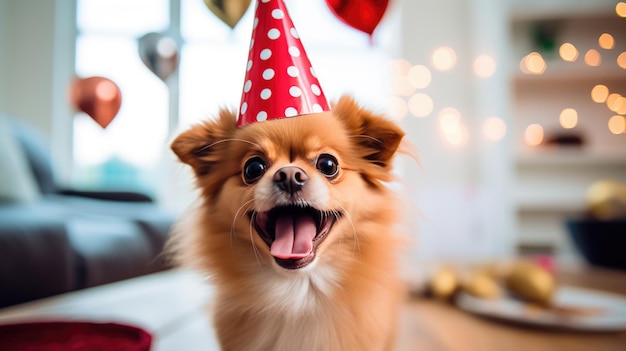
[169,96,407,351]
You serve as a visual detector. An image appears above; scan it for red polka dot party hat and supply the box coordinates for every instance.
[237,0,330,127]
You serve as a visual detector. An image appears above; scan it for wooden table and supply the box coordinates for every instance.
[1,266,625,350]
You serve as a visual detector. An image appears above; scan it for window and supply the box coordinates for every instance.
[74,0,394,201]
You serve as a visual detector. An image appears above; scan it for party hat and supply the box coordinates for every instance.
[237,0,330,127]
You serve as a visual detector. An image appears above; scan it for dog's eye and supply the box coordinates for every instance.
[243,157,267,184]
[316,154,339,178]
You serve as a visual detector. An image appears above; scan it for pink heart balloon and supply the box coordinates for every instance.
[69,76,122,128]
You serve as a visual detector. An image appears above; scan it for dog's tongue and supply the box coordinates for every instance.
[271,215,316,259]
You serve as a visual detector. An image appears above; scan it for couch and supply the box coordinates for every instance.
[0,115,176,308]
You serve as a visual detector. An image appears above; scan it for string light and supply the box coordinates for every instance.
[608,115,626,134]
[591,84,609,103]
[617,2,626,17]
[617,52,626,69]
[598,33,615,50]
[408,93,434,118]
[584,49,601,67]
[474,54,496,78]
[520,52,546,74]
[559,108,578,129]
[438,107,468,146]
[607,93,625,113]
[559,43,578,62]
[387,96,408,120]
[408,65,432,89]
[483,117,507,141]
[431,47,457,71]
[524,124,544,146]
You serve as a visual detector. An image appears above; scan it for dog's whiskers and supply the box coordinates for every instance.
[329,199,360,257]
[231,198,256,253]
[349,134,383,145]
[248,211,264,271]
[196,138,261,153]
[230,199,263,269]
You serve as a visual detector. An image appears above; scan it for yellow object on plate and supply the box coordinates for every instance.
[505,261,556,307]
[463,271,502,299]
[587,180,626,220]
[429,266,459,300]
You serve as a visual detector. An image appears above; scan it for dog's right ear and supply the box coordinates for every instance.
[170,109,237,176]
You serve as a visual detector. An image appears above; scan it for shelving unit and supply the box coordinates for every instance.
[507,2,626,262]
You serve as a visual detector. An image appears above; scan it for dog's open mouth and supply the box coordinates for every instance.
[250,206,341,270]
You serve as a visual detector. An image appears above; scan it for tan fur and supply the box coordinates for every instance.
[170,96,407,351]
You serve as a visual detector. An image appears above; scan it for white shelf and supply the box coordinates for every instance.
[515,190,586,213]
[509,1,617,21]
[506,0,623,261]
[512,65,626,84]
[517,150,626,167]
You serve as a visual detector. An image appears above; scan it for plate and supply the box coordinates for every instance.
[455,286,626,332]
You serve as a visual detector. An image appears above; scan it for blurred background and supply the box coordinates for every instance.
[1,0,625,268]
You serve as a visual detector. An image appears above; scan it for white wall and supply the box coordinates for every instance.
[1,0,57,132]
[397,0,515,261]
[0,0,76,184]
[0,0,6,111]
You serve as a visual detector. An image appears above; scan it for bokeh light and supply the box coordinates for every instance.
[431,47,457,71]
[520,52,546,75]
[598,33,615,50]
[438,107,468,146]
[389,58,412,76]
[408,93,434,118]
[607,93,625,113]
[617,2,626,17]
[482,117,507,141]
[408,65,432,89]
[617,52,626,69]
[390,76,415,96]
[559,108,578,129]
[387,96,408,120]
[584,49,601,67]
[619,101,626,115]
[608,115,626,134]
[559,43,579,62]
[474,54,497,78]
[524,124,544,146]
[591,84,609,103]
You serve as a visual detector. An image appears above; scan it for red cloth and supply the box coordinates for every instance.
[0,321,152,351]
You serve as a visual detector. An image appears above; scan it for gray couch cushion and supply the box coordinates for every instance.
[67,219,158,288]
[0,204,75,308]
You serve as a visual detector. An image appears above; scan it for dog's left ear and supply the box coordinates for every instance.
[333,96,405,171]
[170,109,238,176]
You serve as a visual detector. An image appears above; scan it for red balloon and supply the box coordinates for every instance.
[69,76,122,128]
[325,0,390,37]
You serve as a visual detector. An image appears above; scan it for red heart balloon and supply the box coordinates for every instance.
[325,0,389,37]
[69,76,122,128]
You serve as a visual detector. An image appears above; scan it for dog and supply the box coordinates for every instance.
[169,96,407,351]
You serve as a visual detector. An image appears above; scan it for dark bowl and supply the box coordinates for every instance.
[0,321,152,351]
[566,218,626,271]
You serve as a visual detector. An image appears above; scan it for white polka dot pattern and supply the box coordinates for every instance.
[237,0,330,127]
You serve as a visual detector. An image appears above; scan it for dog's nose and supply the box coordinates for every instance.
[273,166,308,194]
